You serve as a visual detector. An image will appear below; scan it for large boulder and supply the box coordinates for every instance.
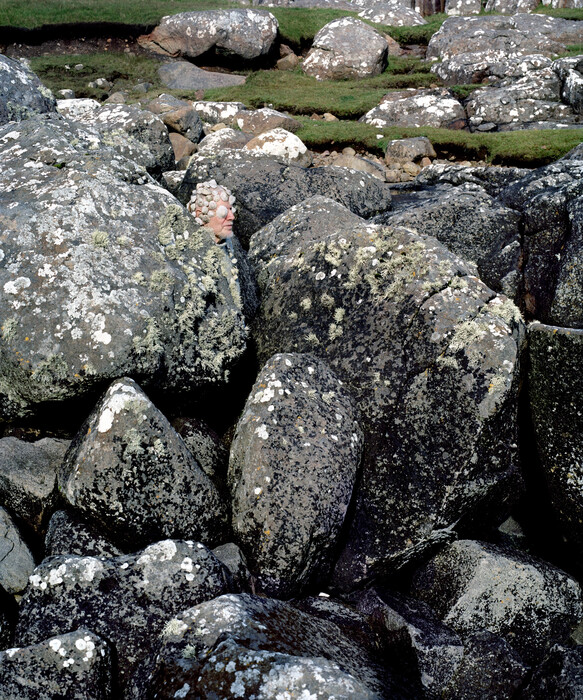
[15,540,233,694]
[157,62,246,91]
[44,510,122,559]
[138,9,278,61]
[360,88,466,129]
[432,52,553,87]
[0,55,56,126]
[243,127,312,167]
[144,93,204,143]
[358,3,427,26]
[553,55,583,114]
[229,353,362,597]
[0,114,248,420]
[414,163,531,197]
[302,18,388,80]
[249,196,525,589]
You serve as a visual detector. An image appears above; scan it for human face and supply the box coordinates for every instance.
[202,201,235,244]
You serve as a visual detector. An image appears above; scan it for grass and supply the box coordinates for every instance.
[533,5,583,20]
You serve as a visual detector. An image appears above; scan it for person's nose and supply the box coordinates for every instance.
[226,209,235,221]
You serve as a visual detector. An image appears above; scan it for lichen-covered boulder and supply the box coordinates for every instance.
[360,88,466,129]
[129,593,391,699]
[138,9,278,61]
[303,18,388,80]
[196,127,252,156]
[58,378,227,549]
[244,127,312,167]
[0,629,112,700]
[415,163,530,197]
[411,540,583,663]
[0,55,56,126]
[15,540,233,694]
[229,353,362,597]
[179,151,392,246]
[445,0,481,16]
[0,507,35,595]
[385,136,436,164]
[358,3,426,26]
[485,0,539,12]
[249,197,525,589]
[432,52,553,88]
[0,437,68,533]
[553,54,583,114]
[191,100,246,125]
[234,106,302,135]
[0,114,248,420]
[44,510,122,559]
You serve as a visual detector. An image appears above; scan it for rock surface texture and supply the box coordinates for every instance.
[0,55,56,125]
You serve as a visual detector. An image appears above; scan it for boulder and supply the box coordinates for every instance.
[303,18,388,80]
[157,62,246,90]
[445,0,481,15]
[0,55,56,126]
[360,88,466,129]
[44,510,122,559]
[248,196,525,589]
[15,540,233,694]
[196,127,252,155]
[358,3,427,25]
[414,163,531,197]
[244,127,313,167]
[411,539,583,663]
[331,153,387,180]
[139,9,278,61]
[229,353,362,597]
[234,106,302,134]
[145,94,204,142]
[385,136,437,164]
[0,629,112,700]
[211,542,250,590]
[0,437,68,534]
[0,507,35,595]
[168,132,196,164]
[432,52,554,87]
[0,115,248,420]
[521,644,583,698]
[56,97,100,121]
[553,55,583,114]
[178,151,392,246]
[191,100,246,125]
[58,378,227,550]
[172,416,228,482]
[485,0,539,12]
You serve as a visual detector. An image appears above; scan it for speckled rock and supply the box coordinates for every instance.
[248,197,525,589]
[60,102,175,178]
[172,415,228,482]
[360,88,466,129]
[57,97,101,121]
[520,644,583,698]
[44,510,122,559]
[485,0,539,12]
[553,55,583,114]
[445,0,481,16]
[145,94,204,143]
[157,62,247,91]
[58,378,227,549]
[15,540,233,695]
[211,542,250,589]
[0,437,68,534]
[0,114,248,420]
[196,127,252,155]
[191,100,246,125]
[0,507,35,595]
[234,106,302,134]
[411,539,583,663]
[0,629,113,700]
[229,353,362,597]
[415,163,530,197]
[303,18,388,80]
[385,136,436,164]
[138,9,278,61]
[358,3,426,25]
[0,55,56,125]
[129,593,391,698]
[432,52,554,87]
[178,151,392,246]
[385,183,522,299]
[244,127,312,167]
[499,153,583,324]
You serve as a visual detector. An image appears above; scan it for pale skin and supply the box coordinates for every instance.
[196,201,235,244]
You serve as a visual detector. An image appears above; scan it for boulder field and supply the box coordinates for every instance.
[1,18,583,697]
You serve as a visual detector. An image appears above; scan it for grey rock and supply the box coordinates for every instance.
[485,0,539,12]
[0,586,16,648]
[15,540,233,694]
[331,153,386,180]
[432,52,553,87]
[56,97,100,121]
[157,62,246,90]
[445,0,481,15]
[0,507,35,595]
[411,539,583,663]
[139,9,278,61]
[173,415,227,481]
[211,542,250,589]
[303,17,388,80]
[0,629,113,700]
[0,114,248,419]
[229,353,363,597]
[0,55,56,125]
[191,100,246,125]
[196,127,252,155]
[179,151,392,246]
[360,88,466,129]
[249,197,525,589]
[520,644,583,699]
[244,128,312,167]
[0,437,68,534]
[58,378,227,550]
[44,510,122,559]
[358,3,426,26]
[145,94,204,142]
[386,136,436,164]
[233,106,302,134]
[553,55,583,114]
[414,163,531,197]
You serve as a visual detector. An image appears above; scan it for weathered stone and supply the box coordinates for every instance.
[57,97,100,121]
[386,136,437,164]
[58,378,227,550]
[415,163,531,197]
[44,510,122,559]
[15,540,233,694]
[168,131,196,164]
[445,0,481,15]
[411,539,583,663]
[0,55,56,125]
[234,106,302,134]
[331,153,387,180]
[139,10,278,61]
[249,197,525,589]
[244,127,312,167]
[360,88,466,129]
[0,437,68,533]
[0,115,248,420]
[521,644,583,698]
[229,353,362,597]
[172,416,227,481]
[432,52,553,87]
[358,3,427,25]
[277,52,300,70]
[485,0,539,12]
[553,55,583,114]
[211,542,250,590]
[191,100,246,125]
[145,95,204,142]
[157,62,246,90]
[196,127,252,155]
[0,507,35,595]
[303,17,388,80]
[0,629,113,700]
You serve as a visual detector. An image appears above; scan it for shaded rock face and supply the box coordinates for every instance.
[360,88,466,129]
[44,510,122,559]
[139,9,278,61]
[229,353,363,597]
[130,593,391,699]
[249,197,525,589]
[0,114,248,420]
[0,629,113,700]
[415,163,531,198]
[0,507,35,595]
[58,378,227,550]
[303,17,388,80]
[0,55,56,126]
[15,540,233,695]
[411,539,583,664]
[179,151,392,246]
[521,645,583,698]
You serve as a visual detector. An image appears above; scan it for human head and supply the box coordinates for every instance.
[187,179,237,244]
